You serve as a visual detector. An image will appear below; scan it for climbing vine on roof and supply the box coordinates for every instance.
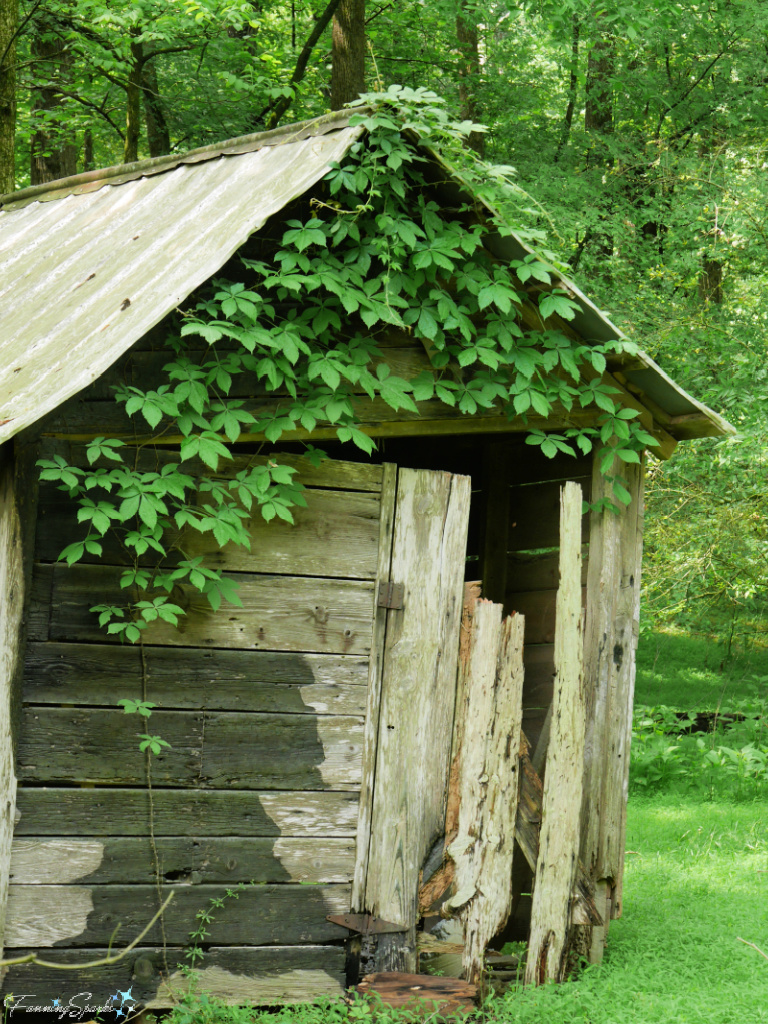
[39,86,655,647]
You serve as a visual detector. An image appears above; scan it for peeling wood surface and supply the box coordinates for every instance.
[17,708,364,790]
[14,788,360,837]
[23,643,368,715]
[5,883,352,946]
[445,603,524,985]
[364,469,471,972]
[10,836,355,884]
[29,563,375,655]
[352,463,397,911]
[1,945,345,1006]
[526,482,587,985]
[581,455,644,922]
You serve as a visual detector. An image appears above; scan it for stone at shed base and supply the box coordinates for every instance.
[355,972,476,1017]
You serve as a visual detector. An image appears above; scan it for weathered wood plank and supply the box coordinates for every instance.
[39,439,385,492]
[10,836,355,884]
[0,945,346,1007]
[0,447,21,962]
[507,478,590,552]
[352,462,397,912]
[507,549,589,593]
[23,643,368,715]
[29,563,375,655]
[581,455,644,928]
[526,482,587,985]
[365,469,471,972]
[14,788,359,837]
[5,883,352,946]
[37,487,382,579]
[17,709,364,790]
[444,605,525,985]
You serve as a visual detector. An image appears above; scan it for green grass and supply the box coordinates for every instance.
[635,628,768,708]
[485,795,768,1024]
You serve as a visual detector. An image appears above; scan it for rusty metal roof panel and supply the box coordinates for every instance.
[0,123,362,444]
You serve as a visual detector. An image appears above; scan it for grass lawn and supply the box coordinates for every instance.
[635,629,768,708]
[486,795,768,1024]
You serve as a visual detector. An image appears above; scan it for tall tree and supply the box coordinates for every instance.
[0,0,17,193]
[331,0,365,108]
[29,27,77,184]
[456,0,484,156]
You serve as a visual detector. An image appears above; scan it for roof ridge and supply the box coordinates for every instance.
[0,106,373,210]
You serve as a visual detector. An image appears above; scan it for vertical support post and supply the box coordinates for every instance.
[581,455,644,932]
[525,482,585,985]
[364,469,471,972]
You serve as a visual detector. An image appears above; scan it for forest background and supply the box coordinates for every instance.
[2,0,767,657]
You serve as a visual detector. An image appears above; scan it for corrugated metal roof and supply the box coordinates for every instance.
[0,118,363,444]
[0,109,733,445]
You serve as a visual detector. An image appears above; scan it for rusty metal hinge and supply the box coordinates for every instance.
[377,581,404,610]
[327,913,403,935]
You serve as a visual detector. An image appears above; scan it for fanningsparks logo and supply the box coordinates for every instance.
[4,987,137,1018]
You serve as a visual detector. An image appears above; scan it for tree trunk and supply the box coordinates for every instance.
[0,0,17,194]
[584,14,614,262]
[554,15,580,163]
[142,59,170,158]
[699,257,723,304]
[30,32,78,186]
[456,2,484,157]
[83,127,94,171]
[331,0,365,108]
[124,36,144,164]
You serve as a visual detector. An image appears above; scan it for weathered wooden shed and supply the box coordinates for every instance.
[0,109,732,1009]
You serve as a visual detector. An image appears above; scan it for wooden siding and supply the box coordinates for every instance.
[4,451,389,1005]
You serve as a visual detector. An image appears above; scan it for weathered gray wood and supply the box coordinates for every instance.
[526,482,586,985]
[0,945,346,1007]
[444,605,525,985]
[14,788,359,837]
[38,487,382,579]
[10,836,355,884]
[0,448,21,962]
[29,563,375,655]
[5,883,352,946]
[18,708,364,790]
[23,642,368,715]
[581,455,644,928]
[352,462,397,912]
[365,468,471,972]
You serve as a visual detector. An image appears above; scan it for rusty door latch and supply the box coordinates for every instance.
[377,581,404,609]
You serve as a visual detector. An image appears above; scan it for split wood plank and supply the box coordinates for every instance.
[37,487,382,579]
[351,463,397,911]
[526,481,587,985]
[29,563,375,655]
[364,468,471,972]
[14,787,360,837]
[23,642,368,715]
[444,604,525,985]
[10,836,355,885]
[4,882,352,947]
[0,945,346,1008]
[17,708,364,790]
[581,454,644,926]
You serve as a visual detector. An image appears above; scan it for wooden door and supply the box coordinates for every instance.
[352,467,472,972]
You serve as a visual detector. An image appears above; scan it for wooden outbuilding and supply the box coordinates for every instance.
[0,110,732,1009]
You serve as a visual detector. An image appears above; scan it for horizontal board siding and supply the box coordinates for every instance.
[17,709,364,790]
[0,945,346,1006]
[508,478,591,552]
[29,564,375,655]
[10,837,355,884]
[507,549,589,593]
[14,788,360,837]
[37,487,382,579]
[5,883,352,946]
[23,643,368,715]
